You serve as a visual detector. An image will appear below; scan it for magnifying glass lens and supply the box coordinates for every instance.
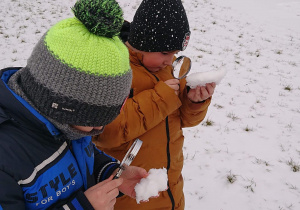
[172,56,191,80]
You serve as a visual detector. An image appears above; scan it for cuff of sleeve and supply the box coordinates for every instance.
[97,162,120,182]
[117,192,124,198]
[191,99,206,104]
[187,97,212,110]
[184,86,212,111]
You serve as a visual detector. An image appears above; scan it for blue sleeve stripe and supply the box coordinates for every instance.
[0,204,3,210]
[71,198,84,210]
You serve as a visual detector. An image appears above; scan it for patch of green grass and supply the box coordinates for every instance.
[227,112,239,121]
[254,158,271,166]
[287,159,300,172]
[245,178,256,192]
[244,125,253,132]
[286,183,297,190]
[288,61,297,67]
[227,171,237,184]
[214,104,224,109]
[284,85,292,91]
[202,118,214,126]
[263,65,269,69]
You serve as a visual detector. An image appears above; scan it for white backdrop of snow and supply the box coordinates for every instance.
[1,0,300,209]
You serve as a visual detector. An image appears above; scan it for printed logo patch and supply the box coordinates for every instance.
[182,32,191,51]
[51,102,75,112]
[51,103,58,109]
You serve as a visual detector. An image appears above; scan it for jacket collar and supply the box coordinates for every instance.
[0,68,61,137]
[127,45,145,67]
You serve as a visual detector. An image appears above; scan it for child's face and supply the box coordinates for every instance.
[71,125,103,132]
[142,50,179,72]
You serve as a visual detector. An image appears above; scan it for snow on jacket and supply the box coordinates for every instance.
[93,48,211,210]
[0,67,120,210]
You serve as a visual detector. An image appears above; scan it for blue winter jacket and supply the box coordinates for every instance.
[0,67,120,210]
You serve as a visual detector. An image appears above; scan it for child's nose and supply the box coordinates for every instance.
[164,57,173,66]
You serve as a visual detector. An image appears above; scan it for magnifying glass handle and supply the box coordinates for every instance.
[113,165,125,180]
[112,139,143,179]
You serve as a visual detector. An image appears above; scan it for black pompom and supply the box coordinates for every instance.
[119,20,130,43]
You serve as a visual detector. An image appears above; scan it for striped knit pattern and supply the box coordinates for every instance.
[19,17,132,126]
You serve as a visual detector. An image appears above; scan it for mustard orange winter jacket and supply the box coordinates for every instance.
[93,48,211,210]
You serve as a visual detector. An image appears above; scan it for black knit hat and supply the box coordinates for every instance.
[128,0,191,52]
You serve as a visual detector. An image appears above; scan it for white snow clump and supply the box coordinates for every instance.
[186,68,227,88]
[135,168,168,204]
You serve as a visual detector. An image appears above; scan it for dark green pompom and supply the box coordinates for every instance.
[72,0,124,38]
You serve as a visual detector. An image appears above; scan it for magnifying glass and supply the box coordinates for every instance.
[113,138,143,179]
[172,55,192,80]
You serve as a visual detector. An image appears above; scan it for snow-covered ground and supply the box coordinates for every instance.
[1,0,300,209]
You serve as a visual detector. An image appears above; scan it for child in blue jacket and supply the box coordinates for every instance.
[0,0,147,209]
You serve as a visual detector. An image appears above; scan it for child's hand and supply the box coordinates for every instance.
[164,79,180,95]
[187,82,216,103]
[118,165,148,198]
[84,175,123,210]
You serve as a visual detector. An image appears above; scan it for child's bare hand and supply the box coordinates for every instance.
[84,175,123,210]
[187,82,216,102]
[164,79,180,95]
[118,165,148,198]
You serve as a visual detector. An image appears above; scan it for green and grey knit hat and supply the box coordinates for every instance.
[18,0,132,127]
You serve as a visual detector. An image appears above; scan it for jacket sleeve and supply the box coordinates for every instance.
[0,170,25,210]
[94,81,182,148]
[54,146,120,209]
[93,146,120,182]
[178,80,212,128]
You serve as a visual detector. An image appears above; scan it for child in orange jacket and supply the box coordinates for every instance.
[93,0,215,209]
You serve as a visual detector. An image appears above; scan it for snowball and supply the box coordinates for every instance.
[135,168,168,204]
[186,69,227,88]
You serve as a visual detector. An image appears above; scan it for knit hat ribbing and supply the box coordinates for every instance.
[128,0,191,52]
[17,0,132,127]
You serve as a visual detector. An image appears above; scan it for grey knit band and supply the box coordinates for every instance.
[19,67,125,126]
[27,36,132,106]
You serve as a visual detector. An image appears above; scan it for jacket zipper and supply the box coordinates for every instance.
[151,73,175,210]
[165,116,175,210]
